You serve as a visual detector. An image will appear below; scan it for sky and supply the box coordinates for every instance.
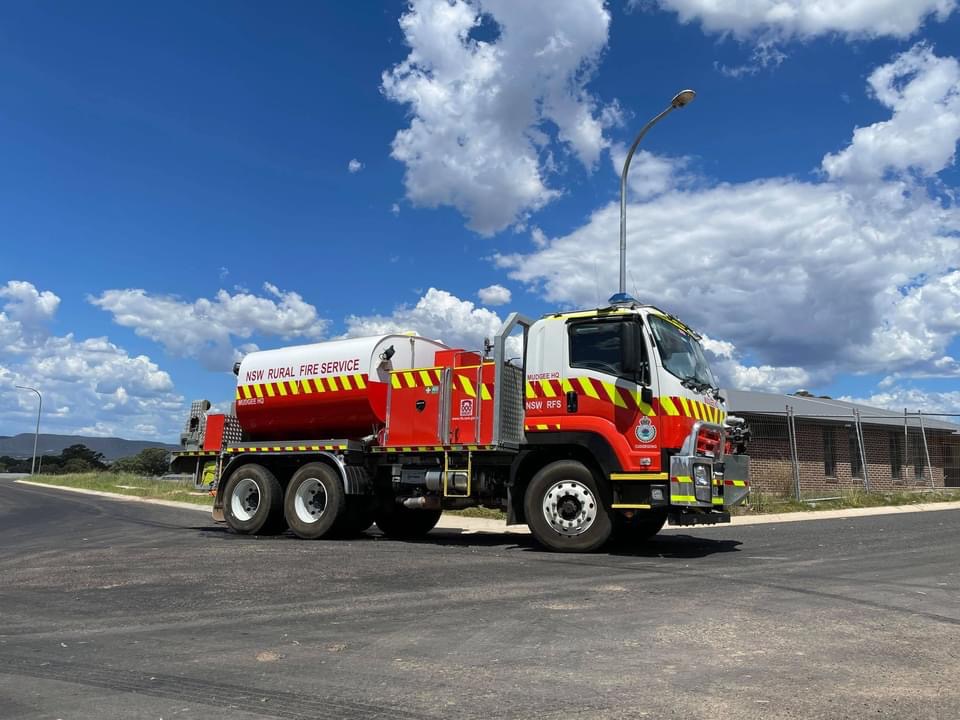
[2,0,960,442]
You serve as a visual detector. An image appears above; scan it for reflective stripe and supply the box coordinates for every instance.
[660,396,679,416]
[610,472,668,481]
[459,375,477,397]
[612,503,652,509]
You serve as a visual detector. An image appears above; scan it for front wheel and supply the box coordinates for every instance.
[524,460,612,552]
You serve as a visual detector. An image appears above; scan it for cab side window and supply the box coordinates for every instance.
[568,321,623,376]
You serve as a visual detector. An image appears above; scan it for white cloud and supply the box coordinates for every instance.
[495,45,960,389]
[642,0,956,40]
[477,284,512,305]
[822,44,960,182]
[381,0,613,235]
[344,287,505,351]
[391,203,401,215]
[610,145,695,200]
[839,386,960,415]
[0,280,60,348]
[348,158,364,173]
[91,283,329,371]
[0,281,183,441]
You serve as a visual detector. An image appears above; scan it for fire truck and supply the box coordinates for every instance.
[171,300,750,552]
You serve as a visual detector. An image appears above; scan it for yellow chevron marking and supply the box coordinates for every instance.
[578,377,600,399]
[660,396,679,416]
[355,374,366,389]
[419,370,433,386]
[674,475,692,483]
[253,383,263,398]
[340,375,353,391]
[289,380,299,395]
[525,382,536,399]
[459,375,477,398]
[628,391,655,416]
[310,445,320,451]
[540,380,557,398]
[480,384,492,401]
[561,379,574,394]
[391,374,401,389]
[678,396,690,416]
[712,497,724,505]
[403,371,415,389]
[602,382,628,409]
[265,383,276,398]
[235,388,242,401]
[536,423,548,430]
[277,382,288,397]
[272,446,281,451]
[301,379,312,394]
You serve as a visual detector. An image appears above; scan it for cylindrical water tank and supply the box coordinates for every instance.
[234,334,449,441]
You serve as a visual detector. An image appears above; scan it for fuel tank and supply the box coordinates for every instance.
[234,334,449,441]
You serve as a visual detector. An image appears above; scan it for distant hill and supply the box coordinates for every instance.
[0,434,179,461]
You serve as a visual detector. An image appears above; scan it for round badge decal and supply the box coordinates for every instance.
[635,416,657,443]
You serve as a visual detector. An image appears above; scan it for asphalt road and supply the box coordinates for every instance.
[1,479,958,720]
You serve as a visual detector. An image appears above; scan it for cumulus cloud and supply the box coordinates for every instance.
[839,386,960,416]
[822,44,960,182]
[381,0,613,234]
[610,145,696,200]
[91,283,329,371]
[477,284,512,305]
[348,158,364,173]
[640,0,956,40]
[495,45,960,393]
[344,287,505,351]
[0,281,183,440]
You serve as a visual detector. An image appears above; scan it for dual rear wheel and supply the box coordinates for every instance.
[222,463,373,539]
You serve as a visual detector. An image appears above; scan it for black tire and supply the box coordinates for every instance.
[283,463,347,539]
[375,505,442,539]
[340,497,376,536]
[613,509,668,543]
[524,460,613,553]
[222,464,285,535]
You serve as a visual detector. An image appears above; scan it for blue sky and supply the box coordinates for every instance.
[2,0,960,440]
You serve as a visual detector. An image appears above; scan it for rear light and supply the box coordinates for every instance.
[695,427,722,458]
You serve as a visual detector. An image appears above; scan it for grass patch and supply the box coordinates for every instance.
[23,472,214,506]
[445,506,507,520]
[735,487,960,515]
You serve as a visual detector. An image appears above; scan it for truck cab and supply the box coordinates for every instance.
[513,299,749,550]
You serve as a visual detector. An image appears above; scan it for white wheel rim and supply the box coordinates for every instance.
[294,478,327,524]
[230,478,260,522]
[542,479,597,536]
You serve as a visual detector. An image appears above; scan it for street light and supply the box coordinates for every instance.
[15,385,42,475]
[612,89,696,304]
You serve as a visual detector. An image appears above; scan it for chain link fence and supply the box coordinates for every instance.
[742,409,960,503]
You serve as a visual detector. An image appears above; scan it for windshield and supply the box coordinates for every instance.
[647,315,717,390]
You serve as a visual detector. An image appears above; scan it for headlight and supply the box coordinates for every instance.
[693,464,710,487]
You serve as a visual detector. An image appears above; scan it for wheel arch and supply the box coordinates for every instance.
[508,432,619,525]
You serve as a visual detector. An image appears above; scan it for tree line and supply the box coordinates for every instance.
[0,444,170,476]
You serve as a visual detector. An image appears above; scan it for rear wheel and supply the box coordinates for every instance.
[524,460,612,553]
[284,463,347,539]
[375,505,442,539]
[223,464,285,535]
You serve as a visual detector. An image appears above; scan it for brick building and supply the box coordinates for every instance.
[725,389,960,497]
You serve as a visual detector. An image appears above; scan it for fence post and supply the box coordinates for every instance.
[787,404,802,501]
[918,412,934,488]
[854,408,869,492]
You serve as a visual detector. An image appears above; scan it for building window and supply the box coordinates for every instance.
[889,433,903,481]
[850,430,863,479]
[911,432,926,480]
[823,427,836,477]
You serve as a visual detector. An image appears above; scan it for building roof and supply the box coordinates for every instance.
[724,389,960,433]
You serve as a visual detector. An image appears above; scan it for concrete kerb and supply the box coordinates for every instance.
[15,479,960,535]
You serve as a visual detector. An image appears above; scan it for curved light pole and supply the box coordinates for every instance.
[613,89,696,303]
[15,385,42,475]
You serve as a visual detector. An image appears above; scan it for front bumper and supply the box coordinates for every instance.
[668,452,750,510]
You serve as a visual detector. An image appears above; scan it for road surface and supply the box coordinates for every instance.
[1,478,958,719]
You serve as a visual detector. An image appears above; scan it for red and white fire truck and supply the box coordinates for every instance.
[172,300,750,552]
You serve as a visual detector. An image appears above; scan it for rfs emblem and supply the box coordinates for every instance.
[635,417,656,443]
[460,399,474,417]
